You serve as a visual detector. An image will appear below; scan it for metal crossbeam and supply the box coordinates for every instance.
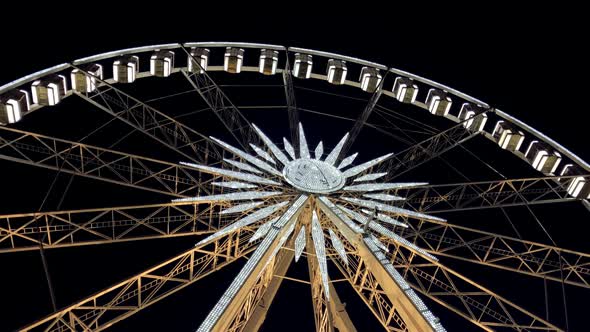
[374,112,488,181]
[393,217,590,288]
[0,201,228,253]
[388,242,563,331]
[0,126,210,198]
[72,64,220,163]
[395,175,586,213]
[19,228,257,332]
[282,54,300,147]
[181,47,261,150]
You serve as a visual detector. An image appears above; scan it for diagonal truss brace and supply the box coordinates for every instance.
[0,126,210,198]
[395,217,590,288]
[0,201,228,253]
[387,241,563,331]
[19,228,257,332]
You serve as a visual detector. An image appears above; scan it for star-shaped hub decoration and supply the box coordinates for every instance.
[175,123,447,332]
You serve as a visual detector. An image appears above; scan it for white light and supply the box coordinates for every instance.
[342,153,393,178]
[210,137,282,177]
[492,121,504,137]
[252,124,290,165]
[525,140,538,158]
[353,172,388,182]
[314,141,324,160]
[338,153,358,169]
[344,182,427,192]
[31,81,40,104]
[532,150,548,169]
[550,154,562,174]
[250,144,276,164]
[324,132,349,165]
[294,225,306,262]
[298,123,310,158]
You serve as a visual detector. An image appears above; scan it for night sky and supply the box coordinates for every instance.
[0,9,588,332]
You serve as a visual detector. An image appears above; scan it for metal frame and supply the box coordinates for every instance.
[1,42,588,332]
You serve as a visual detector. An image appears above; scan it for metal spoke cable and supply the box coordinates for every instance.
[374,107,439,135]
[293,85,370,102]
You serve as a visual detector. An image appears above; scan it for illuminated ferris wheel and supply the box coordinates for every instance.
[1,42,588,331]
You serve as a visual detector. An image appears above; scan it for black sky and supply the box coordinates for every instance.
[1,8,588,332]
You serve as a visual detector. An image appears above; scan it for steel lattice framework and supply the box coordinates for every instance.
[0,41,588,332]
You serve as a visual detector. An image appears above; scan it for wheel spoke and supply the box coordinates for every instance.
[384,217,590,288]
[374,111,489,181]
[388,242,563,331]
[0,126,212,198]
[181,46,262,151]
[0,201,227,253]
[394,175,586,213]
[341,73,387,157]
[18,228,255,332]
[72,64,220,163]
[282,52,300,146]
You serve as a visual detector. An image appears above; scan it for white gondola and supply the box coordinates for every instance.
[492,121,525,152]
[327,59,347,85]
[0,90,30,124]
[224,47,244,74]
[524,141,562,174]
[32,75,67,106]
[458,103,487,132]
[150,50,175,77]
[559,164,590,198]
[71,64,103,93]
[259,49,278,75]
[392,77,418,103]
[188,48,210,74]
[426,89,452,116]
[293,53,312,79]
[113,56,139,83]
[360,67,382,93]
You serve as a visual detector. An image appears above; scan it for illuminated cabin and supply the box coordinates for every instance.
[327,59,347,85]
[188,48,210,74]
[32,75,67,106]
[259,49,279,75]
[392,77,418,103]
[360,67,382,93]
[458,103,487,132]
[560,164,590,198]
[492,121,525,151]
[293,53,312,79]
[150,50,175,77]
[113,55,139,83]
[0,90,30,125]
[71,64,103,93]
[524,141,562,174]
[224,47,244,73]
[426,89,452,116]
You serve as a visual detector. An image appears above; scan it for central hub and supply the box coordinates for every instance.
[283,158,345,194]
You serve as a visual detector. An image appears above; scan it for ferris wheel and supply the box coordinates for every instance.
[1,42,588,331]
